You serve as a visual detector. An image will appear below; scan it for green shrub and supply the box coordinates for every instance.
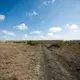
[48,41,66,48]
[27,41,39,45]
[57,41,66,46]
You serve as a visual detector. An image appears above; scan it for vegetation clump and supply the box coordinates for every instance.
[48,41,67,48]
[27,41,39,45]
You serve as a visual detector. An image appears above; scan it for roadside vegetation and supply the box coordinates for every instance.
[27,41,40,45]
[48,40,80,48]
[0,40,80,46]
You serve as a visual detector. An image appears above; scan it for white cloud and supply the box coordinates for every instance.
[65,24,78,29]
[71,24,78,29]
[58,24,80,40]
[42,0,55,6]
[30,31,41,34]
[42,24,80,40]
[48,32,54,36]
[40,36,44,39]
[66,24,69,26]
[26,11,38,16]
[52,0,55,3]
[14,23,28,30]
[49,27,62,33]
[65,24,70,28]
[43,1,50,5]
[43,1,51,6]
[73,30,78,33]
[65,24,79,33]
[0,14,5,21]
[22,34,28,40]
[1,24,80,40]
[43,1,47,5]
[2,30,16,36]
[24,34,28,38]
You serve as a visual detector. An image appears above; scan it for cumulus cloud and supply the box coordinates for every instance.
[49,27,62,33]
[1,24,80,40]
[14,23,28,30]
[57,24,80,40]
[0,14,5,21]
[30,31,41,34]
[47,32,54,36]
[65,24,79,33]
[26,11,38,16]
[2,30,16,36]
[71,24,78,29]
[43,24,80,40]
[66,24,78,29]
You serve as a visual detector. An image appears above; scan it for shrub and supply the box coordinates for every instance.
[27,41,39,45]
[57,41,66,46]
[48,41,66,48]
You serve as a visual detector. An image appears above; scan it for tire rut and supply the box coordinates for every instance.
[39,44,79,80]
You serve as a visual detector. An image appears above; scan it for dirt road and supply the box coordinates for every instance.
[40,44,80,80]
[0,42,80,80]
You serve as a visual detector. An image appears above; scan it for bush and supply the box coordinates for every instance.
[57,41,66,46]
[48,41,66,48]
[27,41,39,45]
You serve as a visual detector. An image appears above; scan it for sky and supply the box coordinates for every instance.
[0,0,80,40]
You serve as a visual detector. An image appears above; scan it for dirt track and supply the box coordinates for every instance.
[40,44,80,80]
[0,42,80,80]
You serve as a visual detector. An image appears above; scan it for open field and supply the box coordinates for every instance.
[0,40,80,80]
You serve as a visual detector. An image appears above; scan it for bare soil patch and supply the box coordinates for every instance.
[0,41,80,80]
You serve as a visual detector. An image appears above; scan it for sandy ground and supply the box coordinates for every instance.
[0,42,80,80]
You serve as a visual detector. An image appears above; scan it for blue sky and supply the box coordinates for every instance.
[0,0,80,40]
